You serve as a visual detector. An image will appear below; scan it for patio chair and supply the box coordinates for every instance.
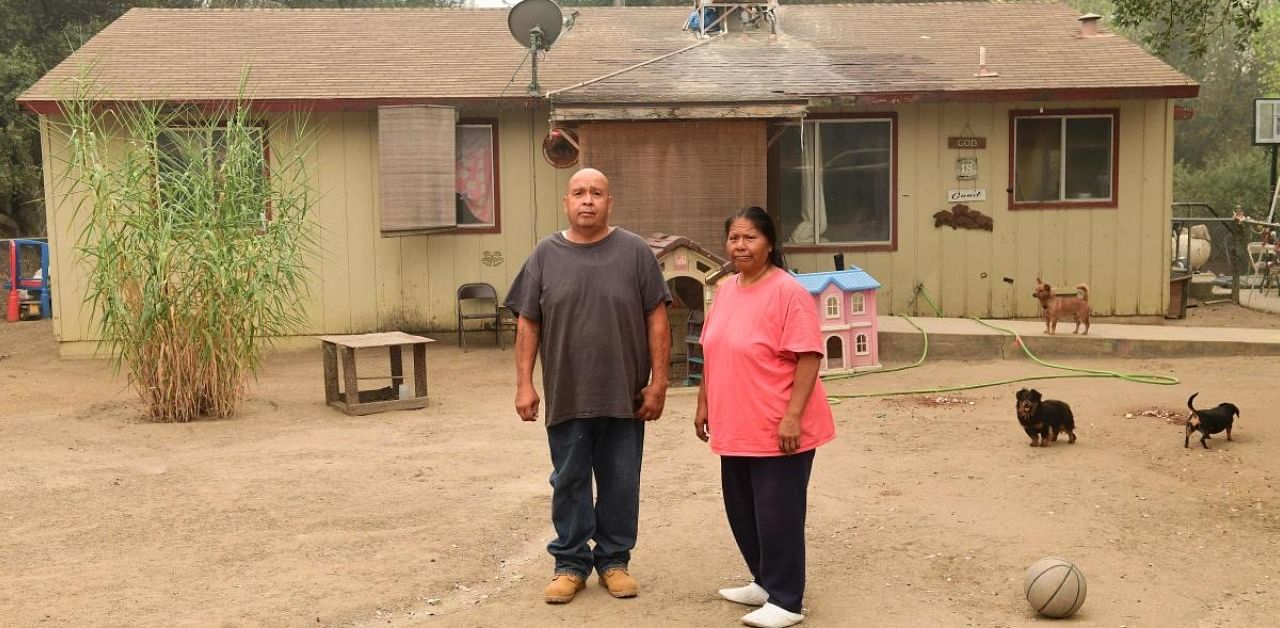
[456,282,503,352]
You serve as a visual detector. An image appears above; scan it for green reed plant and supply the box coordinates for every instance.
[55,83,316,422]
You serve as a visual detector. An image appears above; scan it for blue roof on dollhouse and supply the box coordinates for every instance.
[792,268,881,294]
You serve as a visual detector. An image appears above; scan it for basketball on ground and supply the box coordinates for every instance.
[1024,556,1087,618]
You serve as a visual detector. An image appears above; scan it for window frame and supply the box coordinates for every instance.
[452,117,502,235]
[824,294,841,319]
[855,333,870,356]
[1008,108,1120,210]
[850,291,866,315]
[770,113,899,253]
[156,121,273,221]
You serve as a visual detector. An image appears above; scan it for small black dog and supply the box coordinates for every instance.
[1015,388,1077,447]
[1185,393,1240,449]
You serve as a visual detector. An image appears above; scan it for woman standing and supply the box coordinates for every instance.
[695,206,835,628]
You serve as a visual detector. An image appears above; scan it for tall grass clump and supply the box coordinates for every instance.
[56,82,316,422]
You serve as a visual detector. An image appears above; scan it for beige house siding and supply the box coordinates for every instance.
[39,98,1173,356]
[41,105,571,356]
[310,107,570,335]
[786,98,1173,319]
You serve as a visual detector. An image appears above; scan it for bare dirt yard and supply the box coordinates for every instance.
[2,308,1278,628]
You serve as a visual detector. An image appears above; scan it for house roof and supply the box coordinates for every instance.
[794,268,881,294]
[645,232,730,269]
[551,2,1196,107]
[19,3,1196,113]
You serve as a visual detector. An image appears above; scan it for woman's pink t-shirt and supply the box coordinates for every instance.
[701,268,835,456]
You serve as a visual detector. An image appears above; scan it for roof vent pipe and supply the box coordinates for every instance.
[1078,13,1102,38]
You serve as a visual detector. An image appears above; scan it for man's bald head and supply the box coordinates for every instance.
[567,168,610,194]
[563,167,614,241]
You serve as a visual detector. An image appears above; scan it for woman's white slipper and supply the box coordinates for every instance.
[718,581,769,606]
[741,602,805,628]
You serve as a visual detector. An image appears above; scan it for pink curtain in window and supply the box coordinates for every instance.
[457,128,494,224]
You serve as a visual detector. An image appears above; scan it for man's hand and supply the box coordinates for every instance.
[516,385,540,422]
[635,384,667,421]
[514,315,541,423]
[777,413,801,454]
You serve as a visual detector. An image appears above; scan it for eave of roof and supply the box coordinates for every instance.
[18,3,1198,115]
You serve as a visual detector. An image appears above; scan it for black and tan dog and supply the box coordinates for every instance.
[1015,388,1077,447]
[1185,392,1240,449]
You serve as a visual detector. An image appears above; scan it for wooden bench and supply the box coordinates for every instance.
[320,332,435,416]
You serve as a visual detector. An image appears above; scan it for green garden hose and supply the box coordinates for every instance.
[822,288,1179,400]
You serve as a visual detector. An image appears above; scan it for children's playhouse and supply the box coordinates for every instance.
[793,268,881,373]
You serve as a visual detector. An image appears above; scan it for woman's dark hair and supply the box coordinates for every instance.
[724,206,787,269]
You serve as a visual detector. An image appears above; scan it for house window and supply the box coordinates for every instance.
[1011,110,1117,207]
[825,295,840,318]
[850,292,866,315]
[855,333,869,355]
[826,336,844,370]
[769,116,896,249]
[455,121,500,230]
[157,125,268,222]
[377,107,501,236]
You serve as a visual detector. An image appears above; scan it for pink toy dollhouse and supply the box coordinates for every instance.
[794,268,881,373]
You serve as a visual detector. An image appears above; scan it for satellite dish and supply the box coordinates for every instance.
[543,128,579,168]
[508,0,564,95]
[508,0,563,50]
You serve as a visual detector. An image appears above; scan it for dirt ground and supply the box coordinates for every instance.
[2,310,1279,628]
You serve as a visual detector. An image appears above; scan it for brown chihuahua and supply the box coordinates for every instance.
[1033,278,1090,335]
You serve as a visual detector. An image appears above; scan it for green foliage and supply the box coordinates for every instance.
[1111,0,1263,57]
[1255,3,1280,96]
[55,81,318,422]
[1174,148,1273,218]
[0,1,160,236]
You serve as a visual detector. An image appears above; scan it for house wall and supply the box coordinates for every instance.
[38,97,1174,355]
[40,104,571,356]
[787,98,1175,319]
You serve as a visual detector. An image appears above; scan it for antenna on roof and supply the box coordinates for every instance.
[508,0,564,96]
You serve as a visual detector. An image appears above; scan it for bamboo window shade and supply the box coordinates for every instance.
[578,120,767,250]
[378,105,457,235]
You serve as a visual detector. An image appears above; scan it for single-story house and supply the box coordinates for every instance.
[19,3,1197,356]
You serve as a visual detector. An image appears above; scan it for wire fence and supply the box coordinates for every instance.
[1170,203,1252,280]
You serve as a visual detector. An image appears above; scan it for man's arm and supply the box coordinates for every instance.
[636,305,670,421]
[514,315,542,422]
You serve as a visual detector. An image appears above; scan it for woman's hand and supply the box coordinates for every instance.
[694,411,710,442]
[695,378,710,442]
[778,413,801,454]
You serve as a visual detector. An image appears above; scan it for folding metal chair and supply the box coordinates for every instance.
[456,282,503,352]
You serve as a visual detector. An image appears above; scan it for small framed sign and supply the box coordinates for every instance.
[956,157,978,180]
[948,136,987,149]
[948,188,987,203]
[1255,99,1280,145]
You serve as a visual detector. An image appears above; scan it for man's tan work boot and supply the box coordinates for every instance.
[598,567,639,598]
[544,573,586,604]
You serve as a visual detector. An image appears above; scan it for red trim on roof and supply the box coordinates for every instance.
[20,96,540,115]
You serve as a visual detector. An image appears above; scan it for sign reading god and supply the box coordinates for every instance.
[948,188,987,203]
[948,136,987,149]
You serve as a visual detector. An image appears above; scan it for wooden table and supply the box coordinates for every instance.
[320,332,435,416]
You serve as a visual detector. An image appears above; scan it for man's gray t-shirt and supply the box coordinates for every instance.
[505,228,670,427]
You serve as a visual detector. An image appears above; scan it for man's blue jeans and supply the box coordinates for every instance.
[546,417,645,579]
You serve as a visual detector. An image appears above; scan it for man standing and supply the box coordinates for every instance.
[505,168,671,604]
